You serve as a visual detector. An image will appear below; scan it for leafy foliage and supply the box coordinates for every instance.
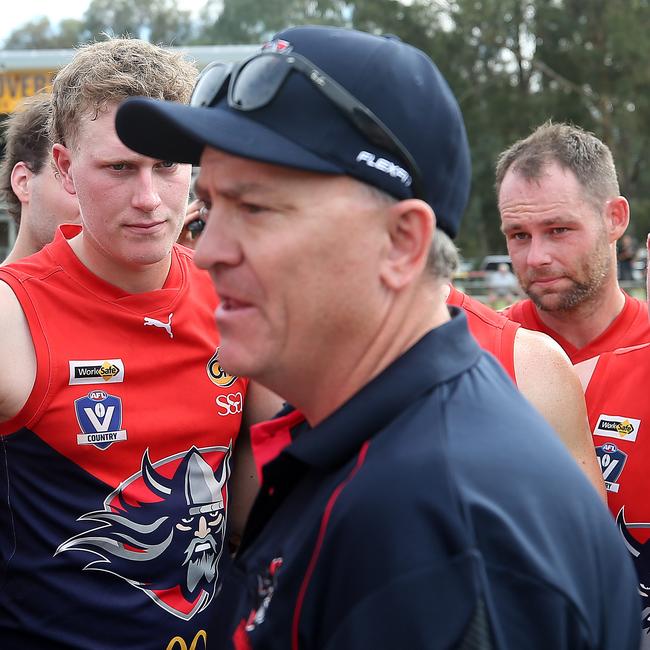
[3,0,650,254]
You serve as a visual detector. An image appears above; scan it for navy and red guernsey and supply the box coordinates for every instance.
[447,284,519,382]
[214,310,640,650]
[581,343,650,647]
[0,226,248,649]
[503,293,650,364]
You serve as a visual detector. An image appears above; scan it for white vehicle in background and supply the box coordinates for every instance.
[478,254,513,277]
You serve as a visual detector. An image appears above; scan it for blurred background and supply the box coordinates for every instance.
[1,0,648,303]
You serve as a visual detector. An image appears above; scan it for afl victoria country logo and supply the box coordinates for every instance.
[207,348,237,387]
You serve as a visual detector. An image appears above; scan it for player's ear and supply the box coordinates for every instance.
[380,199,434,290]
[10,162,33,204]
[605,196,629,241]
[52,143,77,196]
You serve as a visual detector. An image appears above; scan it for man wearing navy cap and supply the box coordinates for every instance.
[116,26,640,649]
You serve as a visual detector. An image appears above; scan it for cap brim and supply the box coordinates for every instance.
[115,97,344,175]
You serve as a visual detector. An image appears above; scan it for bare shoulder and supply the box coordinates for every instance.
[514,327,574,376]
[0,279,36,424]
[513,326,606,500]
[513,326,583,415]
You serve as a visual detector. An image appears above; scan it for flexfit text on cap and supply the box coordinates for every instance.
[116,25,471,238]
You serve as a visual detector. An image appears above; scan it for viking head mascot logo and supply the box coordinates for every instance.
[617,507,650,631]
[57,445,231,619]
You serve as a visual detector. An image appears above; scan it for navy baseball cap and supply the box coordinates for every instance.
[115,25,471,238]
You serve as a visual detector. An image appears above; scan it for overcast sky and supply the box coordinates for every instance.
[1,0,205,44]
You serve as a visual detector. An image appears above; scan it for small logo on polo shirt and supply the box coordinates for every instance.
[595,442,628,494]
[244,557,283,632]
[69,359,125,385]
[593,414,641,442]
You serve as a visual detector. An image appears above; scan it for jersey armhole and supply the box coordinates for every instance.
[0,271,51,435]
[500,320,519,385]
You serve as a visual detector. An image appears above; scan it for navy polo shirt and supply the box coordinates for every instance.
[217,310,640,649]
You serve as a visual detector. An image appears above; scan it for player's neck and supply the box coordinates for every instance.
[270,285,449,427]
[1,228,41,265]
[534,280,626,350]
[68,233,172,294]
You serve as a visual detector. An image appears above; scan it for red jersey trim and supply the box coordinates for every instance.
[291,440,371,650]
[504,293,650,364]
[499,319,518,382]
[250,409,306,482]
[447,285,519,383]
[0,267,51,435]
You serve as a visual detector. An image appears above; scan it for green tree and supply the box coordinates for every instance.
[83,0,193,44]
[436,0,546,257]
[3,16,87,49]
[195,0,350,44]
[4,0,650,253]
[2,0,194,49]
[533,0,650,239]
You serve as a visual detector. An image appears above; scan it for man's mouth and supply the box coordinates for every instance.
[124,220,167,232]
[220,296,251,310]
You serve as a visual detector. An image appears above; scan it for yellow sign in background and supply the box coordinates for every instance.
[0,70,55,114]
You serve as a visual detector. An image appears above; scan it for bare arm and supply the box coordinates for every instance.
[514,327,606,501]
[228,380,284,547]
[0,280,36,425]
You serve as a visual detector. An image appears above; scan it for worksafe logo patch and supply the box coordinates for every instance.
[593,414,641,442]
[207,348,238,388]
[75,390,127,449]
[69,359,125,385]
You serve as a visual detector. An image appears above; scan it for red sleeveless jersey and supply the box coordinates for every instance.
[583,344,650,509]
[0,225,248,648]
[447,285,518,382]
[582,343,650,642]
[503,294,650,364]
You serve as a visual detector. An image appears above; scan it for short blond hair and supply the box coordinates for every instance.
[51,37,197,147]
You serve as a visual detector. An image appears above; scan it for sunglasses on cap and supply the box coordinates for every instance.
[190,51,424,199]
